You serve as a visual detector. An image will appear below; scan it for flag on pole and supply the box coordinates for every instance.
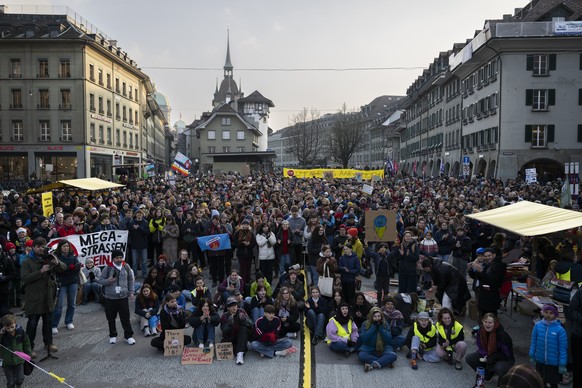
[561,180,572,208]
[171,152,191,176]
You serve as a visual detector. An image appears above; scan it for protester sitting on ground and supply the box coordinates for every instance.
[277,269,305,309]
[380,296,405,349]
[305,285,328,345]
[181,263,202,299]
[81,258,102,304]
[351,291,372,329]
[143,267,163,297]
[189,298,220,348]
[134,284,160,337]
[435,307,467,370]
[406,311,440,370]
[186,276,212,312]
[249,304,293,358]
[466,313,515,383]
[274,286,301,339]
[221,296,253,365]
[162,269,182,296]
[250,285,274,323]
[218,270,245,306]
[247,271,273,300]
[151,294,191,351]
[325,302,359,357]
[327,288,344,320]
[358,306,397,372]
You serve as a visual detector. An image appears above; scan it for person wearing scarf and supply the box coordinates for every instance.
[218,270,245,304]
[150,294,191,351]
[325,302,359,357]
[358,307,397,372]
[435,307,467,370]
[380,296,406,349]
[466,312,514,382]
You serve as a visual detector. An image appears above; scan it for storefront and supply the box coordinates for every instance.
[90,154,113,180]
[36,153,77,181]
[0,152,28,180]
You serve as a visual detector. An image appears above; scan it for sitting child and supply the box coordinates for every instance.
[381,296,405,349]
[249,304,293,358]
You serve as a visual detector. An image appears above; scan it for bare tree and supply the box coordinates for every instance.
[330,103,365,168]
[286,107,323,167]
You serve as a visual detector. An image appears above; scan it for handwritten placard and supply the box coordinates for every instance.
[215,342,234,360]
[181,347,213,365]
[164,329,184,356]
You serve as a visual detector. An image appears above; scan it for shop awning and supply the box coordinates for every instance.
[465,201,582,236]
[26,178,125,194]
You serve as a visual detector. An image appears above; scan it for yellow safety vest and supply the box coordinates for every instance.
[436,321,464,351]
[413,322,436,349]
[326,317,352,344]
[556,270,571,281]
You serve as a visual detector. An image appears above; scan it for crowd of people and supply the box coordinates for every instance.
[0,171,580,387]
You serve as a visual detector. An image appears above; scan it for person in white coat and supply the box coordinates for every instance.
[256,223,277,284]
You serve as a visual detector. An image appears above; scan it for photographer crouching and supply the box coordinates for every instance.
[20,237,66,359]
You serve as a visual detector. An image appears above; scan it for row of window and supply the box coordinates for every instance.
[87,64,138,102]
[89,123,139,149]
[88,93,139,125]
[207,130,246,141]
[0,120,72,142]
[462,127,499,151]
[7,58,70,79]
[445,129,461,149]
[462,93,499,124]
[206,146,245,153]
[461,59,499,98]
[445,104,462,126]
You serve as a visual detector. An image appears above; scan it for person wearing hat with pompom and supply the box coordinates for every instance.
[530,303,567,388]
[99,249,136,345]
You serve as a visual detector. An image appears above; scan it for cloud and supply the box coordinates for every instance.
[272,21,283,33]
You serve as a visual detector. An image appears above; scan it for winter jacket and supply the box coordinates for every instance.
[430,259,471,315]
[529,319,567,367]
[99,262,135,300]
[359,322,393,352]
[127,218,149,250]
[233,229,257,259]
[21,251,66,315]
[434,228,455,255]
[189,309,220,329]
[249,280,272,297]
[388,243,419,276]
[0,325,31,366]
[287,216,306,246]
[256,232,276,261]
[134,295,160,317]
[307,236,326,266]
[475,324,514,361]
[220,307,252,342]
[338,252,360,284]
[254,315,282,343]
[55,252,81,286]
[0,255,15,297]
[472,257,506,313]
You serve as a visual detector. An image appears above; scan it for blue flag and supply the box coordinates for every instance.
[197,234,231,251]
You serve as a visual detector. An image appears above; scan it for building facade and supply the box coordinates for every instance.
[0,6,167,189]
[399,0,582,181]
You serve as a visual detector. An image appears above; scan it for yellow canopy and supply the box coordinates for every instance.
[465,201,582,236]
[26,178,125,194]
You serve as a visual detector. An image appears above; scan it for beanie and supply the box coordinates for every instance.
[347,228,358,237]
[111,249,124,259]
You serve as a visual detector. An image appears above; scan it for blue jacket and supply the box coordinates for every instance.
[338,253,360,284]
[359,322,393,352]
[529,318,567,367]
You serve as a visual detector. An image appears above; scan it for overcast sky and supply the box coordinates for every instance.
[5,0,529,131]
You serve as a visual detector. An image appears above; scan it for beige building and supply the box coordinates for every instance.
[0,5,166,189]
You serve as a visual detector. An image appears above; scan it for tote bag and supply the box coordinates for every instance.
[319,262,334,297]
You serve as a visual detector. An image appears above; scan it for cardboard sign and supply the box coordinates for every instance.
[365,210,397,242]
[215,342,234,360]
[181,347,213,365]
[362,184,374,195]
[164,329,184,356]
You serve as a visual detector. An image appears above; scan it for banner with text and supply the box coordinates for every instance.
[197,234,231,252]
[47,230,129,266]
[283,168,384,180]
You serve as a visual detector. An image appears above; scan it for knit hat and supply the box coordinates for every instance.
[241,219,250,225]
[542,303,558,317]
[111,249,124,259]
[417,311,430,320]
[211,209,220,218]
[25,240,33,248]
[476,247,486,254]
[5,242,16,250]
[16,227,27,235]
[347,228,358,237]
[226,297,238,307]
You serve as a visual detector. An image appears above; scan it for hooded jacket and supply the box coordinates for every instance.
[98,261,135,300]
[529,318,567,367]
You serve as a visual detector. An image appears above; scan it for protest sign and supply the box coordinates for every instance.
[362,184,374,195]
[215,342,234,360]
[365,210,397,242]
[164,329,184,356]
[47,230,128,266]
[41,192,53,217]
[181,347,213,365]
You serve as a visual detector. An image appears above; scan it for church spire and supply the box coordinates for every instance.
[224,29,233,76]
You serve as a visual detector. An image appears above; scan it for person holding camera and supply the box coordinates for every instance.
[99,249,136,345]
[20,237,66,359]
